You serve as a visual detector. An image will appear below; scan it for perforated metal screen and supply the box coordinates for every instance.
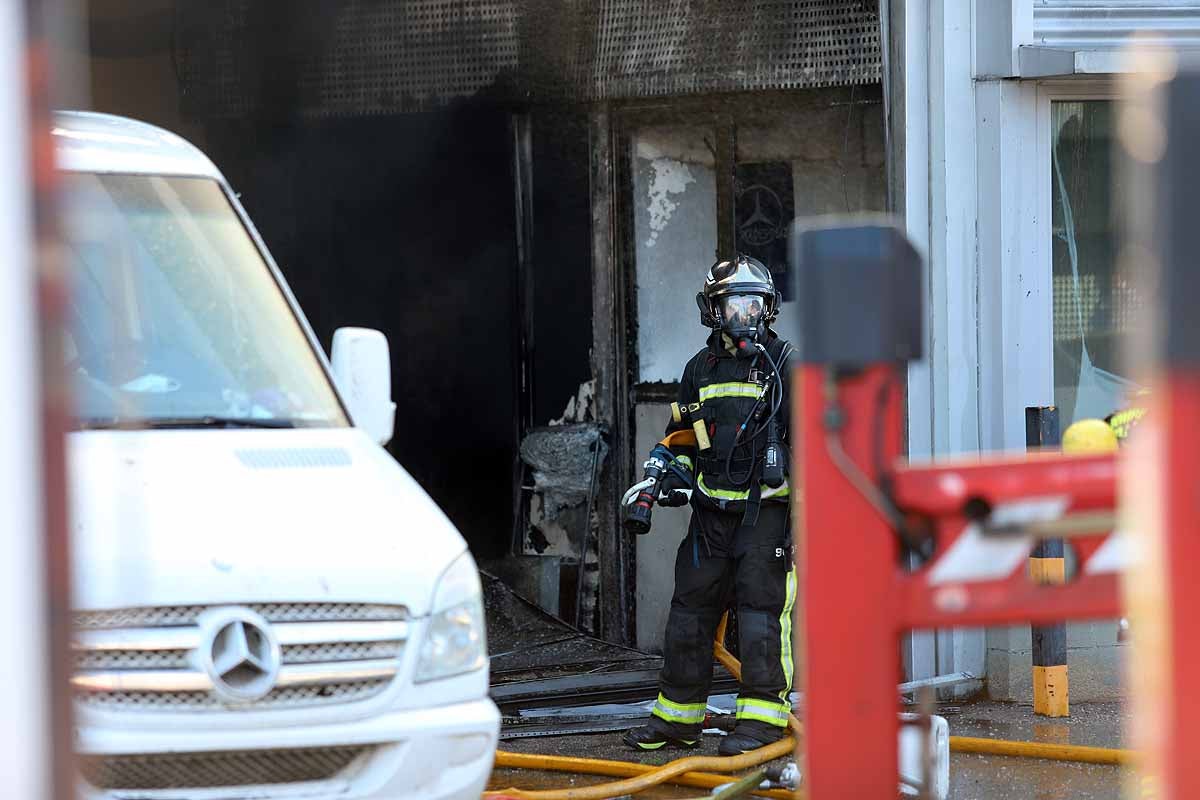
[175,0,523,117]
[317,0,520,115]
[175,0,881,118]
[585,0,881,99]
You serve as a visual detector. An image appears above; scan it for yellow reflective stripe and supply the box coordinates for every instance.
[736,709,790,727]
[675,455,694,471]
[697,474,790,501]
[762,481,790,500]
[779,568,797,702]
[737,697,789,713]
[734,714,792,734]
[698,382,763,402]
[1109,407,1147,440]
[651,694,706,724]
[655,694,707,714]
[735,698,790,727]
[697,474,751,501]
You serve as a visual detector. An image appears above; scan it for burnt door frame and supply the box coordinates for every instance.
[601,88,883,646]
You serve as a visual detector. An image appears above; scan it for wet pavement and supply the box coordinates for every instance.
[948,700,1129,800]
[489,700,1130,799]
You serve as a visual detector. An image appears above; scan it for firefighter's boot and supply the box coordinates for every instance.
[621,718,701,752]
[717,720,785,756]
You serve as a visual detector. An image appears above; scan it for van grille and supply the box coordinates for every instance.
[74,640,404,671]
[72,603,407,712]
[74,602,407,629]
[80,745,373,790]
[77,680,391,712]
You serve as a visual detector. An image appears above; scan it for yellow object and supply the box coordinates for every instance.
[488,752,794,799]
[1108,407,1147,441]
[669,403,711,450]
[1032,665,1070,718]
[1028,557,1066,584]
[661,429,699,449]
[1062,418,1119,454]
[949,736,1134,766]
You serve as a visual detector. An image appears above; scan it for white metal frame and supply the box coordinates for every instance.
[904,0,988,686]
[903,0,1125,687]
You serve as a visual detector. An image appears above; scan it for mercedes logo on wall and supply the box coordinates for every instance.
[737,183,785,247]
[196,607,282,703]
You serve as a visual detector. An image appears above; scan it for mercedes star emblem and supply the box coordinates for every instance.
[197,607,282,703]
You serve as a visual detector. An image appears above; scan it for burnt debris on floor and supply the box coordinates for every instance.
[483,569,653,684]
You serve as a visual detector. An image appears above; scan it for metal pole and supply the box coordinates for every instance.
[800,365,904,797]
[1025,407,1068,718]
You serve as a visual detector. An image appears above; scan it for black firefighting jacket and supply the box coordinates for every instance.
[665,330,792,513]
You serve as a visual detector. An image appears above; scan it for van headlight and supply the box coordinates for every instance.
[415,551,487,683]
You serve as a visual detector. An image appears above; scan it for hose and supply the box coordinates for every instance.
[949,736,1135,766]
[487,609,1137,800]
[683,768,769,799]
[486,738,797,800]
[490,753,793,799]
[486,615,802,800]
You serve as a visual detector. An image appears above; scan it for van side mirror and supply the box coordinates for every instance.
[330,327,396,446]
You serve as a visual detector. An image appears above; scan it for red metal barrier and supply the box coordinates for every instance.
[797,364,1131,798]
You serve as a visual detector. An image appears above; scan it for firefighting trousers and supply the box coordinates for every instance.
[649,502,796,737]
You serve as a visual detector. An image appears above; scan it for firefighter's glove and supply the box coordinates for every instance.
[660,456,693,494]
[659,490,690,507]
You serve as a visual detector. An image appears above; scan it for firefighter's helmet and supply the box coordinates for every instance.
[695,255,780,342]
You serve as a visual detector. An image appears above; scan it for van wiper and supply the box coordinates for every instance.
[148,416,297,429]
[77,416,297,430]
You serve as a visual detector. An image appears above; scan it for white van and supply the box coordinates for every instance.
[56,111,499,799]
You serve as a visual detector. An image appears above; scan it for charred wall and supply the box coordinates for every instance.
[205,109,521,560]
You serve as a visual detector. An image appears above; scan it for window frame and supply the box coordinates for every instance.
[1033,80,1122,425]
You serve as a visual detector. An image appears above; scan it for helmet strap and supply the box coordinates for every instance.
[696,292,720,329]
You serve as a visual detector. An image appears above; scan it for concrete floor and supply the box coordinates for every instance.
[489,700,1129,799]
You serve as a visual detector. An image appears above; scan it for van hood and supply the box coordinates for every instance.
[68,428,467,618]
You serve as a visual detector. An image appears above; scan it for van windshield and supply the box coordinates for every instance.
[62,173,347,429]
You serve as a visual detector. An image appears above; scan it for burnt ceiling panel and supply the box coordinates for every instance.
[173,0,881,118]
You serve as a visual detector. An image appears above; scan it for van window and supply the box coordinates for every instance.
[62,173,347,428]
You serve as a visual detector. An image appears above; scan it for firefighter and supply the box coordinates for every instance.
[622,255,796,756]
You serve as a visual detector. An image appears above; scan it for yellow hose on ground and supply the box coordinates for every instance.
[491,751,793,799]
[487,607,1139,799]
[486,737,798,800]
[485,615,802,800]
[949,736,1135,765]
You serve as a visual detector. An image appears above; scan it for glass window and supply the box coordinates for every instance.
[1051,100,1143,427]
[62,173,348,428]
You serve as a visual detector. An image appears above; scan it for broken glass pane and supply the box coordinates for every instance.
[1051,100,1143,428]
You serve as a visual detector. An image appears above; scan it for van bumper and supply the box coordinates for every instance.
[77,697,500,800]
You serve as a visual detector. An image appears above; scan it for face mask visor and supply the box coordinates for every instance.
[717,293,766,335]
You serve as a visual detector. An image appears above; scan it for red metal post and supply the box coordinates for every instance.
[1162,373,1200,799]
[799,364,903,798]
